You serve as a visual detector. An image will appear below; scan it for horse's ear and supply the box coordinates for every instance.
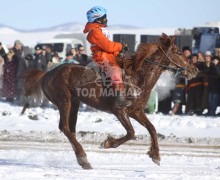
[170,36,175,45]
[161,33,169,41]
[160,33,169,46]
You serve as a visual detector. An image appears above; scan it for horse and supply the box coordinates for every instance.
[20,33,198,169]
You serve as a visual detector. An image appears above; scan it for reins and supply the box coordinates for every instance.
[120,35,126,79]
[144,45,186,76]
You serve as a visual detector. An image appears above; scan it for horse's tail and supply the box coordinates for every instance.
[20,69,46,115]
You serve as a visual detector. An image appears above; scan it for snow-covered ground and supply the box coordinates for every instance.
[0,100,220,180]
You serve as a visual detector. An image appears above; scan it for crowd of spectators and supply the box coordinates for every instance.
[0,40,91,107]
[1,40,220,116]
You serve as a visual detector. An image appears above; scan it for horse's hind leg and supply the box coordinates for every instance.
[131,110,160,166]
[58,97,92,169]
[69,98,80,133]
[20,101,29,115]
[101,108,135,148]
[59,98,80,134]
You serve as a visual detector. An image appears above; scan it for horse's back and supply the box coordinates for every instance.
[45,63,86,81]
[41,64,85,97]
[41,64,99,102]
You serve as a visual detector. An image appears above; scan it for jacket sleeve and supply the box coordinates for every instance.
[88,28,122,53]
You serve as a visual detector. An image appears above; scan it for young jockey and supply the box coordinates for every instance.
[83,6,132,108]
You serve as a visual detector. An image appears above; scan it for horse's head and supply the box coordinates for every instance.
[159,33,199,79]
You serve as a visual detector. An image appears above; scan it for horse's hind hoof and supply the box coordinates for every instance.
[82,163,93,170]
[77,156,93,170]
[152,158,160,166]
[100,140,110,149]
[100,136,114,149]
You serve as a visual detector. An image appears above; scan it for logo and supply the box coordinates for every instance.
[75,58,142,98]
[92,14,101,18]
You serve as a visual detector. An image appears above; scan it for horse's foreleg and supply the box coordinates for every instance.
[58,99,92,169]
[101,108,135,148]
[131,110,160,166]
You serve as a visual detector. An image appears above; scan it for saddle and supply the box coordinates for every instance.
[87,51,135,73]
[85,51,136,88]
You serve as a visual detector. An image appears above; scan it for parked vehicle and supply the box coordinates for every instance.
[54,33,91,56]
[36,38,84,59]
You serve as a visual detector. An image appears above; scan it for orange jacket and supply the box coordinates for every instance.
[83,22,122,61]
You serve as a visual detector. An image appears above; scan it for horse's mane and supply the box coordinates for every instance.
[120,43,158,75]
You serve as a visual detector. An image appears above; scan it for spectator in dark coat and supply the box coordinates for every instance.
[75,44,90,65]
[186,54,206,115]
[24,53,34,70]
[206,56,220,116]
[33,45,48,107]
[12,40,27,103]
[45,44,53,65]
[2,51,17,102]
[12,40,24,61]
[33,45,47,71]
[199,51,213,115]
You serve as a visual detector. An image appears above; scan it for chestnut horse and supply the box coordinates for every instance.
[21,33,198,169]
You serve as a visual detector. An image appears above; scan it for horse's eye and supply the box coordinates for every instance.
[175,49,182,55]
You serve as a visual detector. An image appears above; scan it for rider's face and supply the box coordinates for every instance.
[102,14,108,26]
[103,18,108,26]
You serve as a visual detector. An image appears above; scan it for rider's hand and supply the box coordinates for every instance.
[122,43,129,51]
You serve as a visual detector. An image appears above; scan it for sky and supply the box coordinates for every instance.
[1,0,220,30]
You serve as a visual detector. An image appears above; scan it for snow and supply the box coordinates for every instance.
[0,26,220,179]
[0,31,63,48]
[0,27,19,34]
[0,100,220,179]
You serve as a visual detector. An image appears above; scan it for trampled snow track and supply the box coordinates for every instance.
[0,132,220,180]
[1,140,220,157]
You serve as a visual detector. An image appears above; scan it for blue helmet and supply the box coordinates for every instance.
[86,6,107,23]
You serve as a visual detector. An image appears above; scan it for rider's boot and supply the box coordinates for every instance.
[113,84,132,108]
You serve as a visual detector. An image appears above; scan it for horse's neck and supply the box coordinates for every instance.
[147,64,163,86]
[135,62,164,96]
[133,43,166,95]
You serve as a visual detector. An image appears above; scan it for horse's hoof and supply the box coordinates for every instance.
[82,163,93,170]
[77,156,93,170]
[100,140,110,149]
[100,136,114,149]
[147,151,160,166]
[100,141,105,149]
[152,158,160,166]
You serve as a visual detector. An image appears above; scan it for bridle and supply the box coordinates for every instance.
[144,45,187,76]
